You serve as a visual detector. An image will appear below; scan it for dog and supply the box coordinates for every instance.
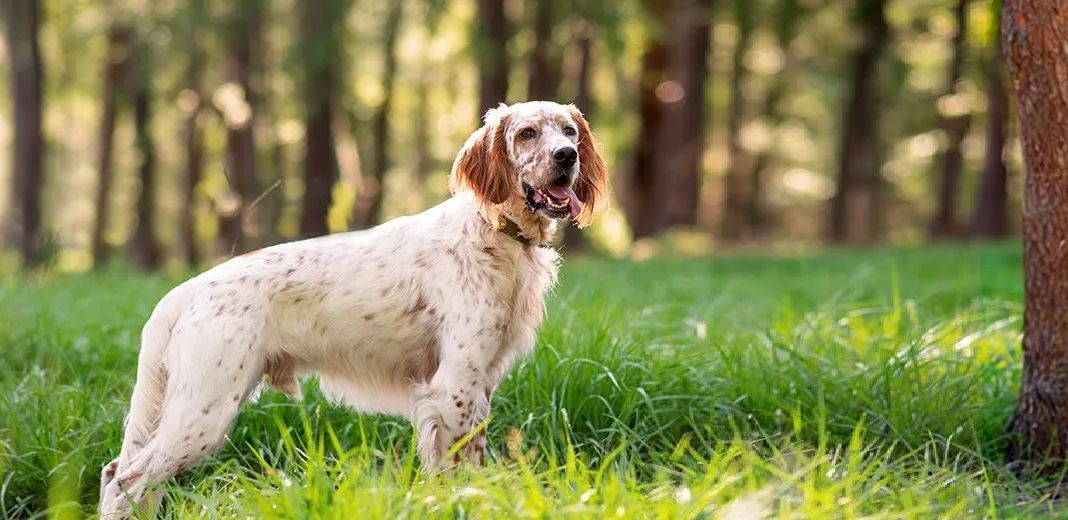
[98,101,608,516]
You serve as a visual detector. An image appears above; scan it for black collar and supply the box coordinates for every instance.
[497,217,552,248]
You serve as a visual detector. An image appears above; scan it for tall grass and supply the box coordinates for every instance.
[1,243,1060,518]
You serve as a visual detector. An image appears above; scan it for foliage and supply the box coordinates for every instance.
[1,243,1063,518]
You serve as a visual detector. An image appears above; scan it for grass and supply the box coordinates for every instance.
[0,242,1061,518]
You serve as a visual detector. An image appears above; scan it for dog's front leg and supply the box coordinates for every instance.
[411,309,505,470]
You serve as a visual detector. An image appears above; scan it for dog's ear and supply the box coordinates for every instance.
[449,108,514,205]
[568,105,609,228]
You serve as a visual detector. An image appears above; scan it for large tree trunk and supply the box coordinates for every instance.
[746,0,803,237]
[180,0,206,267]
[930,0,972,239]
[2,0,45,265]
[218,2,262,257]
[527,0,559,100]
[653,0,712,232]
[298,0,345,238]
[627,0,670,239]
[1004,0,1068,466]
[973,33,1011,238]
[721,0,751,241]
[476,0,510,117]
[828,0,888,242]
[352,1,403,229]
[91,25,133,267]
[129,39,162,270]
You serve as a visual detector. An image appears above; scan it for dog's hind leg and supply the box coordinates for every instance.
[99,325,264,518]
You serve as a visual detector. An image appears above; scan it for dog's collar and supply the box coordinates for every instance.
[495,217,552,248]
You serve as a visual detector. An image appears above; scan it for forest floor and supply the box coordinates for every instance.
[2,242,1063,518]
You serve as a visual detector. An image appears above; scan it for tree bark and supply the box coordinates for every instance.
[721,0,752,241]
[527,0,559,101]
[298,0,345,238]
[930,0,972,239]
[2,0,45,265]
[653,0,712,232]
[352,1,403,229]
[828,0,888,243]
[627,0,671,239]
[1003,0,1068,466]
[218,1,262,257]
[91,25,133,268]
[129,38,162,271]
[973,32,1011,238]
[476,0,510,118]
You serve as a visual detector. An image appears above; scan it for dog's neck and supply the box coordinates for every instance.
[477,196,559,248]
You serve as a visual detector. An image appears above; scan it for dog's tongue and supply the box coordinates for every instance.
[545,186,581,220]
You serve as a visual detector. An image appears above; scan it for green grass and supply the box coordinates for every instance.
[0,242,1061,518]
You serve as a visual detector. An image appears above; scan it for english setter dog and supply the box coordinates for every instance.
[98,101,608,516]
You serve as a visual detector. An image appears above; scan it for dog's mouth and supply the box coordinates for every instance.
[524,183,580,220]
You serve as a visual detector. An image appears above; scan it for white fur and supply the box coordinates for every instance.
[97,101,606,518]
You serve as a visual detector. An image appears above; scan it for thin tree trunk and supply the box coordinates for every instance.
[721,0,751,241]
[180,0,205,267]
[627,0,670,239]
[129,39,162,270]
[747,0,802,236]
[352,1,403,229]
[476,0,510,117]
[218,2,262,256]
[930,0,972,239]
[2,0,45,265]
[527,0,558,100]
[298,0,345,238]
[562,20,594,253]
[91,25,133,267]
[654,0,712,232]
[1003,0,1068,466]
[973,34,1011,238]
[828,0,888,242]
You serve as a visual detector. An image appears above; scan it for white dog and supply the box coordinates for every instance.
[98,101,608,516]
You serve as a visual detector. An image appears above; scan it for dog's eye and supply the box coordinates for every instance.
[518,128,538,140]
[563,126,577,137]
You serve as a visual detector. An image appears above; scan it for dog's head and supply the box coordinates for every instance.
[449,101,608,228]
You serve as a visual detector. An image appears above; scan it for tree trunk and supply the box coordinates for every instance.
[627,0,671,239]
[179,0,206,267]
[653,0,712,233]
[973,32,1011,238]
[1004,0,1068,466]
[129,39,162,271]
[930,0,972,239]
[218,2,262,257]
[298,0,345,238]
[527,0,559,100]
[476,0,510,117]
[828,0,888,242]
[746,1,802,238]
[91,25,133,268]
[2,0,45,265]
[562,21,594,253]
[721,0,752,241]
[352,1,403,229]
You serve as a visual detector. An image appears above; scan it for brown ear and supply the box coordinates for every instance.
[569,105,609,228]
[449,111,514,205]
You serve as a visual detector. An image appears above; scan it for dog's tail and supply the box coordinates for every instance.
[118,284,189,458]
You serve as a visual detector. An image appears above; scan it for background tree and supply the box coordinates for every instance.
[2,0,45,266]
[973,2,1011,239]
[527,0,561,101]
[128,32,162,270]
[929,0,971,238]
[91,24,133,267]
[721,0,752,241]
[828,0,889,243]
[298,0,349,238]
[476,0,510,117]
[1003,0,1068,465]
[179,0,207,266]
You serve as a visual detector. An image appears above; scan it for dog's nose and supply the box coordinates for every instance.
[553,146,578,168]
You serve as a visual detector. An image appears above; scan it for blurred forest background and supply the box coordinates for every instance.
[0,0,1017,272]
